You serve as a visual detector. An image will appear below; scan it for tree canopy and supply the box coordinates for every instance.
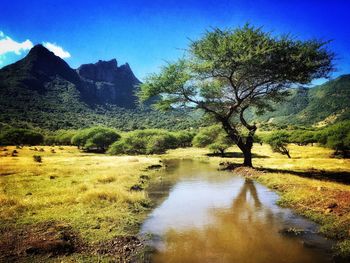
[139,24,334,166]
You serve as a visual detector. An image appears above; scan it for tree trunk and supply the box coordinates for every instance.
[220,119,254,167]
[242,146,253,167]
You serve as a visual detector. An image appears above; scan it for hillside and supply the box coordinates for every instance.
[248,74,350,127]
[0,45,201,131]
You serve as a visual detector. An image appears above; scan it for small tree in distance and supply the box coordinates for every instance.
[138,24,334,167]
[266,131,291,158]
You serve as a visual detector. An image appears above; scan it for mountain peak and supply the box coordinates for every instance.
[95,59,118,69]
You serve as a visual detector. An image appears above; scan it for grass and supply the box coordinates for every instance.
[0,146,161,245]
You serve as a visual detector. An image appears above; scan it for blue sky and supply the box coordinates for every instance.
[1,0,349,82]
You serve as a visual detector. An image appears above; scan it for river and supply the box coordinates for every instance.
[140,159,335,263]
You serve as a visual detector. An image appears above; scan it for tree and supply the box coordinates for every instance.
[192,125,231,156]
[138,24,334,167]
[323,121,350,157]
[266,131,291,158]
[71,127,120,152]
[0,128,43,146]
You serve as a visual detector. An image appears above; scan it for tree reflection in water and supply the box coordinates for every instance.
[153,179,329,263]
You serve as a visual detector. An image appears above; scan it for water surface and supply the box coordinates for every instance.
[141,159,334,263]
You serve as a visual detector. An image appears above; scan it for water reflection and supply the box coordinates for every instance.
[141,160,333,263]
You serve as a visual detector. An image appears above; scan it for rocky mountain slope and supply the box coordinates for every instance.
[0,45,200,130]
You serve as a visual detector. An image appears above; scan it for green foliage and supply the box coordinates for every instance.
[0,128,44,146]
[108,129,193,155]
[319,121,350,157]
[266,131,291,158]
[44,130,77,145]
[288,130,317,146]
[192,125,231,155]
[71,127,120,152]
[171,131,196,147]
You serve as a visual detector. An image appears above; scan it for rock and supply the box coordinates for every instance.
[327,202,338,209]
[130,185,143,191]
[77,59,141,108]
[146,164,162,170]
[279,227,305,236]
[325,208,333,214]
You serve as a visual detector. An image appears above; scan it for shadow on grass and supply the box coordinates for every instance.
[256,167,350,185]
[206,152,269,158]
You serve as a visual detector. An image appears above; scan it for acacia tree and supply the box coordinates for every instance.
[139,24,334,167]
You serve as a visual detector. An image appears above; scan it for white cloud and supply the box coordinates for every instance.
[0,32,33,56]
[43,42,71,59]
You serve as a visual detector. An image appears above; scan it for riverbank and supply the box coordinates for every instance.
[165,145,350,259]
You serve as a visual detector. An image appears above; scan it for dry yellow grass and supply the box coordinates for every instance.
[0,146,160,242]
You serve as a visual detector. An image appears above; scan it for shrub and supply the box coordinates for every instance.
[71,127,120,152]
[33,155,42,163]
[321,121,350,157]
[108,129,181,155]
[0,128,43,146]
[171,131,196,147]
[192,125,231,155]
[266,131,291,158]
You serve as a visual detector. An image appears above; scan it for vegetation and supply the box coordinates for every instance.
[0,128,44,146]
[266,131,291,158]
[139,24,334,166]
[71,127,120,152]
[318,121,350,157]
[245,74,350,126]
[108,129,194,155]
[192,125,231,156]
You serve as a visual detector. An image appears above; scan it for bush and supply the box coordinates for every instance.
[171,131,196,147]
[192,125,231,155]
[71,127,120,152]
[321,121,350,157]
[44,130,77,146]
[33,155,42,163]
[288,130,317,145]
[266,131,291,158]
[108,129,184,155]
[0,128,44,146]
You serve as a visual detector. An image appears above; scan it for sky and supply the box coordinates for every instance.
[1,0,349,82]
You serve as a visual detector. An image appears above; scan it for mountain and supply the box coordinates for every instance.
[77,59,141,107]
[248,74,350,127]
[0,44,140,108]
[0,45,200,131]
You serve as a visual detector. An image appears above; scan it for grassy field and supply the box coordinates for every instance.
[0,146,162,262]
[1,144,349,261]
